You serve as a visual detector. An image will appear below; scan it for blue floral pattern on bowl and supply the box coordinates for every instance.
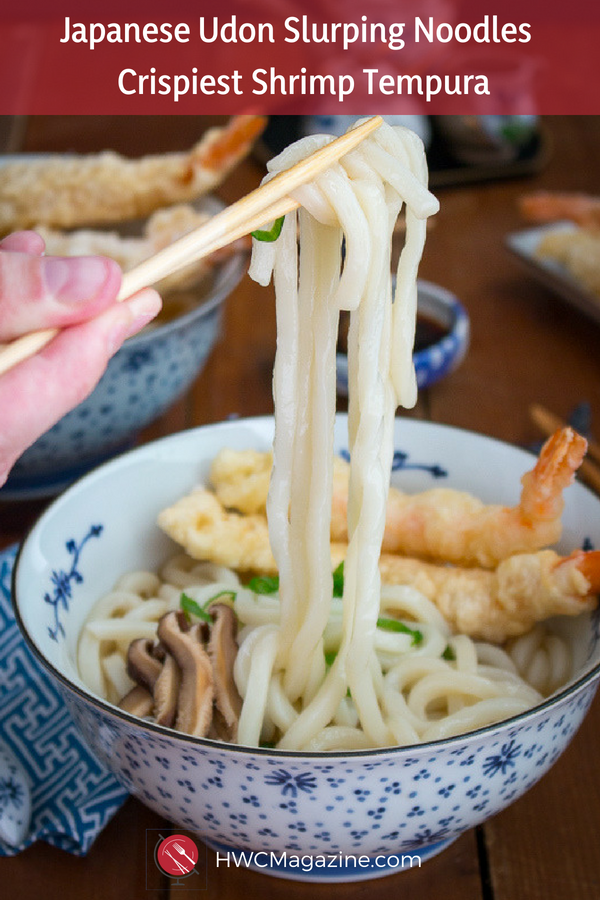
[44,526,103,642]
[0,742,31,848]
[13,417,600,882]
[62,677,597,882]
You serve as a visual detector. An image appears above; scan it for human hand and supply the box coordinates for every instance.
[0,231,162,487]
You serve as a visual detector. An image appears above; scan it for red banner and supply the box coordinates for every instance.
[2,0,599,114]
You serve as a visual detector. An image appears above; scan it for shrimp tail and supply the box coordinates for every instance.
[519,428,587,525]
[519,191,600,228]
[195,115,267,173]
[555,549,600,595]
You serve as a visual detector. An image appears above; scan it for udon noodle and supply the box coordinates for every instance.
[79,553,570,749]
[78,121,575,750]
[247,120,440,749]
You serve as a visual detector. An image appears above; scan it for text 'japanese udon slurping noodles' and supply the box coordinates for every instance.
[78,121,600,751]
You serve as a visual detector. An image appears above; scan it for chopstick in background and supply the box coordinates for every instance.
[0,115,383,378]
[530,403,600,494]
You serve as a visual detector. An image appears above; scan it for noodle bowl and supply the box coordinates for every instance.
[12,416,600,876]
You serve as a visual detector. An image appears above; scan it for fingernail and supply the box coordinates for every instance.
[44,256,119,303]
[124,289,162,336]
[106,290,162,355]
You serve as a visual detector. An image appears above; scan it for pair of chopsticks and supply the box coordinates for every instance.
[0,116,383,378]
[530,403,600,494]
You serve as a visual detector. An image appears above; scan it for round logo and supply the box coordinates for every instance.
[156,834,199,877]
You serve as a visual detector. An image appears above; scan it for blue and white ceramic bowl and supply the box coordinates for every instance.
[0,199,247,501]
[336,281,470,396]
[12,418,600,882]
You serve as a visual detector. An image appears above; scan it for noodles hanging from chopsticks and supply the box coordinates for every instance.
[245,120,439,749]
[80,121,580,751]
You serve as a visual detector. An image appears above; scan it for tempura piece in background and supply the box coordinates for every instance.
[536,228,600,298]
[0,115,266,233]
[36,203,248,295]
[519,190,600,229]
[207,428,587,568]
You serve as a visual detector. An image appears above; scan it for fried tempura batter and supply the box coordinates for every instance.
[158,487,274,574]
[370,548,597,642]
[209,429,587,568]
[0,115,266,233]
[210,447,273,515]
[536,228,600,299]
[37,203,245,295]
[157,482,599,642]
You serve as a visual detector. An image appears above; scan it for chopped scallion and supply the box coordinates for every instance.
[332,561,345,598]
[251,215,285,242]
[180,592,212,623]
[180,589,237,622]
[377,616,423,646]
[248,574,280,594]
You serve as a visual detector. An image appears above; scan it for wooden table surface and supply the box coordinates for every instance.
[2,115,600,898]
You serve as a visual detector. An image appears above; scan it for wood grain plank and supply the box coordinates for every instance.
[1,800,170,900]
[484,692,600,900]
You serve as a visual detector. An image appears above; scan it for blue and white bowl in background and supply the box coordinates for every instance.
[1,200,247,500]
[12,417,600,882]
[337,280,470,397]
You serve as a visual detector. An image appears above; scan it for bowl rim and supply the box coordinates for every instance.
[336,280,470,394]
[411,279,470,370]
[119,195,249,347]
[12,415,600,760]
[123,247,248,347]
[0,174,249,349]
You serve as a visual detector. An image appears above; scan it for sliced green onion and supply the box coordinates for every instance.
[248,574,280,594]
[180,589,237,622]
[251,215,285,242]
[324,650,338,668]
[377,616,423,646]
[207,589,237,607]
[442,644,456,661]
[180,592,212,623]
[332,561,345,598]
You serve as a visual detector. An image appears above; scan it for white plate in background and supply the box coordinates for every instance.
[506,223,600,327]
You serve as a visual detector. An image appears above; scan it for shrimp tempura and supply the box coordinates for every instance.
[209,429,587,568]
[0,115,266,233]
[519,190,600,229]
[370,548,599,643]
[157,482,599,643]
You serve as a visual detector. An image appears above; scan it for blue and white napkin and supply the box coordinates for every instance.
[0,545,129,856]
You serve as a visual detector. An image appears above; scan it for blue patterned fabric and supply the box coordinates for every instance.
[0,545,129,856]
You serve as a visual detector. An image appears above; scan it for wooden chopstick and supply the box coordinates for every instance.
[0,115,383,377]
[529,402,600,494]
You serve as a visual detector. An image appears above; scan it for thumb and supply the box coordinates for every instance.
[0,252,122,341]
